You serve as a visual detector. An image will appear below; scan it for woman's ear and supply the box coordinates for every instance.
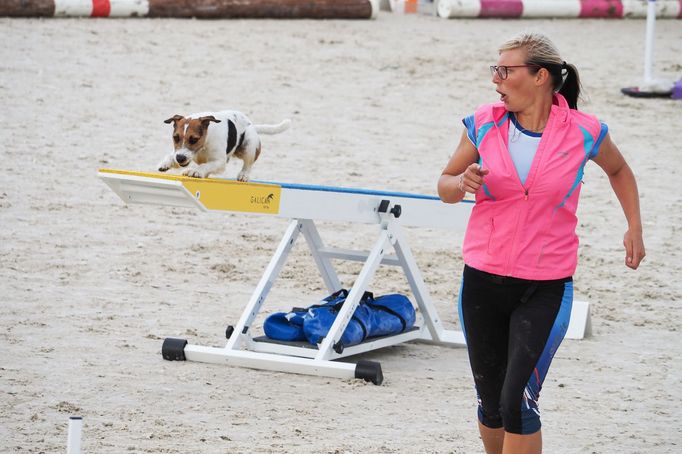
[535,67,551,86]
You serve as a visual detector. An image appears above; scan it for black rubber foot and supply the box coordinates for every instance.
[354,360,383,385]
[162,337,188,361]
[225,325,234,339]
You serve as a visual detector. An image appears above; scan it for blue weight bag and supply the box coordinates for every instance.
[263,289,350,342]
[302,291,374,346]
[264,289,416,348]
[364,293,417,338]
[303,291,416,347]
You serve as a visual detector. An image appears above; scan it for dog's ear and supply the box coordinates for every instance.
[164,115,184,124]
[199,116,221,125]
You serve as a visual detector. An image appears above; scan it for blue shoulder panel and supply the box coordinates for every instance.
[590,123,609,159]
[476,121,494,148]
[462,114,476,145]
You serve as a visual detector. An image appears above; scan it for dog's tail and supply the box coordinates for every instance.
[254,119,291,135]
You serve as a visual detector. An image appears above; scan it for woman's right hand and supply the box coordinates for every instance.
[438,129,481,203]
[460,163,490,194]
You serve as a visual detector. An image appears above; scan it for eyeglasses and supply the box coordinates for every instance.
[490,65,541,80]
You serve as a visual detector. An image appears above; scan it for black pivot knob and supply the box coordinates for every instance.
[225,325,234,339]
[333,341,344,354]
[390,204,402,218]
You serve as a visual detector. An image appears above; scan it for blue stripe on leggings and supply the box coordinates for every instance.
[520,280,573,434]
[457,275,467,341]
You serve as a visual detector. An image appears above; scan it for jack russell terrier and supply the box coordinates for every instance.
[158,110,290,181]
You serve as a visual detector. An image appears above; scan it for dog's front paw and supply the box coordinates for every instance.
[157,157,174,172]
[183,168,206,178]
[237,171,250,182]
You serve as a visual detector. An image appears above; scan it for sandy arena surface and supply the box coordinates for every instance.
[1,11,681,454]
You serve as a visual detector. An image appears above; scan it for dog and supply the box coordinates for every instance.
[157,110,290,181]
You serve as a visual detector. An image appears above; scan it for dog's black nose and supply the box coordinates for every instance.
[176,154,188,164]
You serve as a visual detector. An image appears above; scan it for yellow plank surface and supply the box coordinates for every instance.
[98,169,281,214]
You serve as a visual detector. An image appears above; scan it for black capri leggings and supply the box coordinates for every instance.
[458,265,573,435]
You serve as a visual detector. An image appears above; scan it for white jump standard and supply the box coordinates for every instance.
[98,169,590,385]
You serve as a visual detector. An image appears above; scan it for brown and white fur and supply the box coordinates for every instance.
[158,110,290,181]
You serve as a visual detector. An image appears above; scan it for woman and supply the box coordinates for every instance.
[438,33,645,454]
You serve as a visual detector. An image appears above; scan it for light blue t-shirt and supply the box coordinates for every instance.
[508,113,542,185]
[462,113,609,186]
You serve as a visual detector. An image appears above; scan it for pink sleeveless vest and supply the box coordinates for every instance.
[463,94,602,280]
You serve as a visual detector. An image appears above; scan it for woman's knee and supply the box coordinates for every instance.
[478,403,504,429]
[499,388,542,435]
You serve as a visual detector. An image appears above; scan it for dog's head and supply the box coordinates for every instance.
[164,114,221,167]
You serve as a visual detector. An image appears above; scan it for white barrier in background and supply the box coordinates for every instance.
[434,0,682,19]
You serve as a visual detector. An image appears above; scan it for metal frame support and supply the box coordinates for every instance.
[166,199,466,384]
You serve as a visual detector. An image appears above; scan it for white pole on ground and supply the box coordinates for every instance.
[643,0,656,84]
[66,416,82,454]
[622,0,673,96]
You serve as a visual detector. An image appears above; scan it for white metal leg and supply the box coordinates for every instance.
[389,222,465,346]
[315,228,391,361]
[226,219,302,350]
[185,345,357,379]
[169,337,382,384]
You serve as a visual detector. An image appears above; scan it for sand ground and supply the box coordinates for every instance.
[1,12,681,454]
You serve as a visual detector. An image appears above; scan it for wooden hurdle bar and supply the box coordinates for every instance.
[98,168,591,384]
[0,0,380,19]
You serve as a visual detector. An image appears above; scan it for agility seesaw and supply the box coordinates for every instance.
[98,168,591,385]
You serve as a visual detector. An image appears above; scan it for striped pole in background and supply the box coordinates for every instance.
[55,0,147,17]
[435,0,682,18]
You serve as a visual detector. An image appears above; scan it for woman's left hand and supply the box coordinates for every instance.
[623,228,645,270]
[593,133,645,271]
